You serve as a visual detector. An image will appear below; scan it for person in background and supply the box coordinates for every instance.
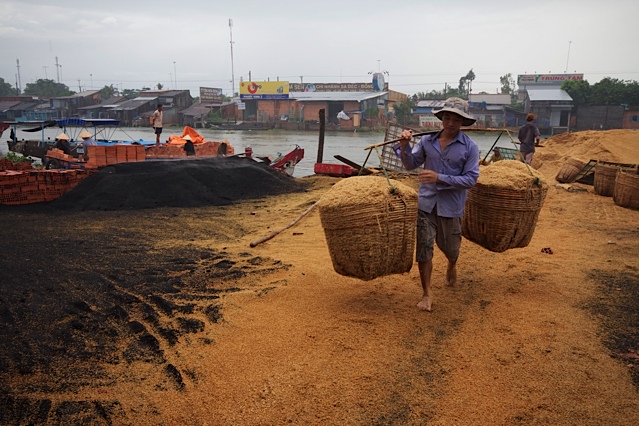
[395,97,480,312]
[217,141,228,156]
[481,147,504,165]
[54,133,73,155]
[151,104,163,147]
[518,113,540,165]
[183,134,195,156]
[78,129,97,161]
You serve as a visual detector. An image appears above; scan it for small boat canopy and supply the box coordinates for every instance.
[55,118,121,127]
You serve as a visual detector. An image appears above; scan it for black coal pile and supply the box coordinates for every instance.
[50,156,307,211]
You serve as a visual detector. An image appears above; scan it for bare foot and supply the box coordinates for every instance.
[446,264,457,287]
[417,297,432,312]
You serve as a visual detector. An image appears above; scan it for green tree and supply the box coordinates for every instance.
[393,98,416,126]
[561,80,591,106]
[156,83,163,90]
[563,78,639,106]
[624,80,639,106]
[465,69,476,95]
[591,77,626,105]
[23,79,74,97]
[0,77,15,96]
[99,84,117,99]
[121,88,140,99]
[458,69,475,98]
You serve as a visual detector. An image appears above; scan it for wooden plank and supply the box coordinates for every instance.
[572,160,637,185]
[333,155,374,175]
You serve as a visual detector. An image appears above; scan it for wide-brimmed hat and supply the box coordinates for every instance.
[56,133,70,141]
[433,97,476,126]
[183,135,192,141]
[78,129,93,139]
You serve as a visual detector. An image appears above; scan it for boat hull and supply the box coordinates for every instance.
[7,139,81,160]
[314,163,355,178]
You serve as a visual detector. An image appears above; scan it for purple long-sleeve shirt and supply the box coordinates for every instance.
[394,131,480,217]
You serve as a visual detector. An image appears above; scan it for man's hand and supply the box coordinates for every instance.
[418,169,439,184]
[398,129,413,149]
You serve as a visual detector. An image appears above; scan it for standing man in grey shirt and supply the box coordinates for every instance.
[518,113,540,164]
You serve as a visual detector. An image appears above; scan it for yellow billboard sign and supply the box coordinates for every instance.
[239,81,289,99]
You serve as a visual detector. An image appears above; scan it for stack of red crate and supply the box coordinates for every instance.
[0,169,97,205]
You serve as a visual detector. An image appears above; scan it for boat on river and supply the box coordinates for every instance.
[4,118,154,160]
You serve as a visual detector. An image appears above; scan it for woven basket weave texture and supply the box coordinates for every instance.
[613,171,639,210]
[594,164,619,196]
[555,158,585,183]
[462,183,548,253]
[319,179,418,281]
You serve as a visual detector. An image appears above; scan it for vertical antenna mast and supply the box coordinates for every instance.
[229,18,235,98]
[16,58,21,93]
[55,56,60,82]
[564,41,571,73]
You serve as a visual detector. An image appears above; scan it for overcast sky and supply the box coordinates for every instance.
[1,0,638,98]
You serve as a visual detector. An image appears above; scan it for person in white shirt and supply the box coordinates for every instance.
[78,129,97,161]
[151,105,163,146]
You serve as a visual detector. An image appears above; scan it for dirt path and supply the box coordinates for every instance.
[1,172,638,425]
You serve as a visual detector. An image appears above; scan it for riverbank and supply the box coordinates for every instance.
[1,130,638,424]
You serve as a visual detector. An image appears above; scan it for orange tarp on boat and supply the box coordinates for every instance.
[167,126,205,145]
[147,126,234,159]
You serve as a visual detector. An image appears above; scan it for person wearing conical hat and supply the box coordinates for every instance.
[183,134,195,156]
[394,97,480,312]
[79,129,97,161]
[54,133,73,155]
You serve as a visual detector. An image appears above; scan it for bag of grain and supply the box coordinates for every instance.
[319,176,418,280]
[463,160,548,253]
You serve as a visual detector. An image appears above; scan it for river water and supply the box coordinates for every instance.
[2,127,520,178]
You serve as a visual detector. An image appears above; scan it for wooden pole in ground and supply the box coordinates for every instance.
[249,202,319,248]
[317,109,325,163]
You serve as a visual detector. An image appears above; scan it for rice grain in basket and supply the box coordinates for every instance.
[463,160,548,253]
[319,176,418,281]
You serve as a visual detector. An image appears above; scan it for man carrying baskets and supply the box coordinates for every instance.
[395,98,480,312]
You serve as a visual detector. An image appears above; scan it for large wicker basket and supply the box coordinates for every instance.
[463,183,548,253]
[319,176,418,281]
[555,158,585,183]
[613,170,639,210]
[594,164,619,196]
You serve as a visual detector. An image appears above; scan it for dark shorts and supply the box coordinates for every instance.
[416,207,462,263]
[154,127,163,135]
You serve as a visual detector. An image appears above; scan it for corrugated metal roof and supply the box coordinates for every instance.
[527,88,572,102]
[0,101,21,110]
[52,90,100,99]
[161,90,186,97]
[469,94,511,105]
[181,102,211,117]
[6,101,40,110]
[110,97,155,111]
[290,91,386,102]
[76,96,128,110]
[416,100,446,108]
